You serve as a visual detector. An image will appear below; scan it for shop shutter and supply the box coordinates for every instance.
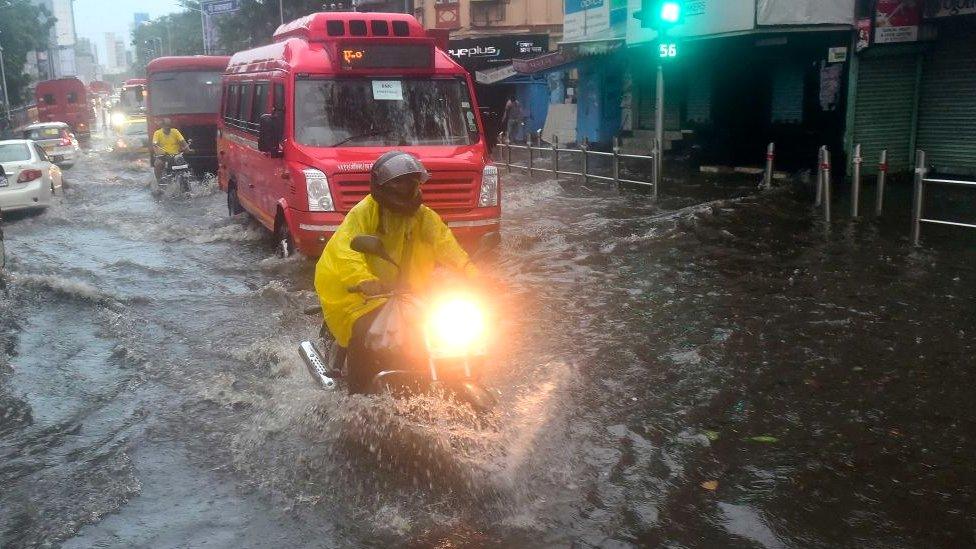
[916,37,976,176]
[852,54,919,175]
[770,64,803,124]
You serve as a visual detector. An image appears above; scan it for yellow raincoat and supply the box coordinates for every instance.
[315,195,477,347]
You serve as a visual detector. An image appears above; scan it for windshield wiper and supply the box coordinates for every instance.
[330,129,394,147]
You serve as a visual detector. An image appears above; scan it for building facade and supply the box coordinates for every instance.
[30,0,79,80]
[847,0,976,176]
[403,0,564,145]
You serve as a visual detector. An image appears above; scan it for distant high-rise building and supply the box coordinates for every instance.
[104,32,128,74]
[30,0,79,78]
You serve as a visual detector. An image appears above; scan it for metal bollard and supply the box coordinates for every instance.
[762,142,775,190]
[815,146,825,207]
[822,147,832,224]
[613,136,621,185]
[552,136,559,178]
[580,139,589,183]
[911,150,926,246]
[536,129,543,148]
[851,143,862,218]
[875,149,887,216]
[527,136,533,176]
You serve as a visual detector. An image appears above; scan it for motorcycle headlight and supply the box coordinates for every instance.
[478,165,499,208]
[426,294,487,358]
[304,168,334,212]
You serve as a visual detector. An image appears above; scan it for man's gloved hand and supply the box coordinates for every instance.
[356,279,392,297]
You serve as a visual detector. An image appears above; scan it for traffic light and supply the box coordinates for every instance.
[634,1,683,30]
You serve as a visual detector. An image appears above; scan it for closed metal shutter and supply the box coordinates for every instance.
[916,37,976,176]
[852,54,919,175]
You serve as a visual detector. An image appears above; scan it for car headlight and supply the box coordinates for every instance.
[304,168,334,212]
[478,165,499,207]
[111,112,126,126]
[426,294,487,358]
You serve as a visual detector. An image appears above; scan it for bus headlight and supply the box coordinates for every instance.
[304,168,335,212]
[478,165,498,207]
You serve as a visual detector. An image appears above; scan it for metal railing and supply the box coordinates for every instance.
[494,131,658,197]
[911,150,976,246]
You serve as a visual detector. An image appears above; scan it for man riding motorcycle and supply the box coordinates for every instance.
[151,118,190,183]
[314,151,478,394]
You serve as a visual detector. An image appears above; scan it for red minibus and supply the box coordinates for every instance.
[218,12,500,257]
[35,77,92,139]
[147,56,230,174]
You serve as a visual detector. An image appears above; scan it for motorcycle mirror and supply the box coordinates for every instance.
[350,235,398,267]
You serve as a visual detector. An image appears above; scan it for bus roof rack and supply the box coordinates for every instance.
[273,12,425,44]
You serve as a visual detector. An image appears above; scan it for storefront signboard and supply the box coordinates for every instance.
[875,0,921,43]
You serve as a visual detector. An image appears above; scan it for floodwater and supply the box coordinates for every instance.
[0,134,973,548]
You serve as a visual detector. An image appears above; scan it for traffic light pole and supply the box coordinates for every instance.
[655,61,663,195]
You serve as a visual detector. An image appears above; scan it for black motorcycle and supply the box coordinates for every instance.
[299,233,501,413]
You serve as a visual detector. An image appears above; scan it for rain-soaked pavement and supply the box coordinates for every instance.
[0,132,974,548]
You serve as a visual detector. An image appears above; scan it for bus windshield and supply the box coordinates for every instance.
[120,86,145,112]
[295,78,479,148]
[150,71,222,115]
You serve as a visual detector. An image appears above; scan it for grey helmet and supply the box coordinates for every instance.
[370,151,429,215]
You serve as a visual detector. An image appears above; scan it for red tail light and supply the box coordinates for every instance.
[18,169,43,183]
[59,129,72,146]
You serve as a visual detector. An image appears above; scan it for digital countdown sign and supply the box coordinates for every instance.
[338,44,433,70]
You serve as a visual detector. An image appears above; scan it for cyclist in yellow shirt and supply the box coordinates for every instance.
[151,118,191,183]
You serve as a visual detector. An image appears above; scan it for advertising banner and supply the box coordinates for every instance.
[201,0,241,55]
[757,0,855,26]
[856,17,872,51]
[875,0,921,43]
[627,0,756,45]
[448,35,549,72]
[923,0,976,18]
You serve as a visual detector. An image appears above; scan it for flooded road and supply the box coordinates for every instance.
[1,136,974,548]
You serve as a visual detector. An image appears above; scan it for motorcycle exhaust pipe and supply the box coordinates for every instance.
[298,341,337,391]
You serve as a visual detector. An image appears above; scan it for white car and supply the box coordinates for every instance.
[0,139,64,212]
[22,122,81,168]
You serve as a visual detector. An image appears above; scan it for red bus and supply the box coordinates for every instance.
[147,56,230,174]
[35,77,92,139]
[115,78,147,119]
[218,12,500,257]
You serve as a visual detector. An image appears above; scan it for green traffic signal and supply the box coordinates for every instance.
[660,2,681,24]
[634,1,683,29]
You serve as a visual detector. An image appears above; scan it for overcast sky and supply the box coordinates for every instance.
[73,0,187,64]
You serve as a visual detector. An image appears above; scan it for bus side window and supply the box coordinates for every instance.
[274,83,285,112]
[238,83,253,131]
[225,84,239,123]
[43,94,56,105]
[250,83,269,130]
[67,92,78,104]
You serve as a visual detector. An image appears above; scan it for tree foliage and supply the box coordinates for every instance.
[0,0,56,105]
[131,8,206,74]
[211,0,328,54]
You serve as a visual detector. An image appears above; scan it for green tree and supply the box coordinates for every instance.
[131,8,206,74]
[0,0,56,106]
[212,0,333,54]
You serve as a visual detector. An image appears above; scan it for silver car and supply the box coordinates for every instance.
[0,140,64,212]
[22,122,80,168]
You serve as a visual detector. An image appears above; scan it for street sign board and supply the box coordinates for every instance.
[202,0,241,16]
